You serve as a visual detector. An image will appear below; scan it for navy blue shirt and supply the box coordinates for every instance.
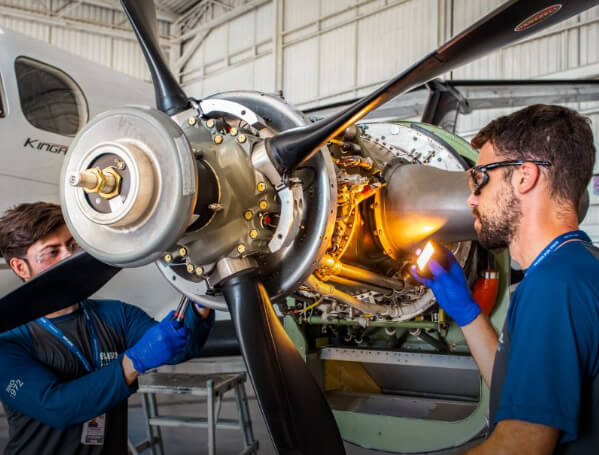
[0,299,214,454]
[490,236,599,447]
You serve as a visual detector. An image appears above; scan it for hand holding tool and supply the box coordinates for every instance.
[410,243,481,327]
[125,311,186,373]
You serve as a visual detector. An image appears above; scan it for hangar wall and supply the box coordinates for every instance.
[0,0,172,81]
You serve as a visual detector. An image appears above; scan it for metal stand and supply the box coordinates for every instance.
[131,372,258,455]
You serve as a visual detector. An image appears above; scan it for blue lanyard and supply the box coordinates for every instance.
[526,230,591,276]
[37,302,101,373]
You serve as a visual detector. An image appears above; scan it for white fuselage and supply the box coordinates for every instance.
[0,27,182,318]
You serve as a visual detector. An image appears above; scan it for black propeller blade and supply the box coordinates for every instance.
[120,0,188,116]
[0,251,120,333]
[266,0,598,175]
[222,271,346,455]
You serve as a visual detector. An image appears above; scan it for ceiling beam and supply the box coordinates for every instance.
[174,0,270,42]
[70,0,178,22]
[54,0,84,18]
[0,4,171,45]
[173,28,211,74]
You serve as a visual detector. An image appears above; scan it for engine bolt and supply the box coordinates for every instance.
[259,200,268,210]
[230,127,238,136]
[195,266,204,276]
[178,247,187,257]
[186,264,195,273]
[214,135,223,144]
[209,203,224,211]
[164,254,172,263]
[115,159,126,170]
[257,182,266,192]
[249,229,258,239]
[187,117,197,126]
[243,210,253,220]
[237,244,246,254]
[206,119,215,128]
[237,134,247,144]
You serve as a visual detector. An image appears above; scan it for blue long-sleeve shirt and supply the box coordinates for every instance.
[0,299,214,454]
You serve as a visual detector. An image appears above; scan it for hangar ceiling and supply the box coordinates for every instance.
[0,0,253,40]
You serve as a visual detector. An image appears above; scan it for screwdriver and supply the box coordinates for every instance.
[172,295,190,323]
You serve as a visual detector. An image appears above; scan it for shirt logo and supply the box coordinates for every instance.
[6,379,23,399]
[100,352,118,367]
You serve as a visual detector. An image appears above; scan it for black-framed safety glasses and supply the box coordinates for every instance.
[468,159,552,195]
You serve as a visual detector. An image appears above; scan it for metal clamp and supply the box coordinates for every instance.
[208,257,257,287]
[199,99,267,130]
[251,142,305,253]
[268,180,304,253]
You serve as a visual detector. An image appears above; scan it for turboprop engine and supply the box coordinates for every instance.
[62,95,476,322]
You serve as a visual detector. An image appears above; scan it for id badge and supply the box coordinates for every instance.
[81,413,105,446]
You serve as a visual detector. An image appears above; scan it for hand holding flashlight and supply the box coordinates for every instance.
[410,242,481,327]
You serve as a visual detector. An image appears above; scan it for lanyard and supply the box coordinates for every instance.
[526,230,591,276]
[37,302,101,373]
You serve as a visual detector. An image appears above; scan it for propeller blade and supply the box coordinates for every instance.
[222,271,346,455]
[266,0,597,174]
[0,251,120,333]
[120,0,188,115]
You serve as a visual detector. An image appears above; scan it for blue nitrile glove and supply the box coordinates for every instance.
[410,247,481,327]
[125,311,187,373]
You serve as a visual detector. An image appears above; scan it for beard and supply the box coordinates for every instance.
[473,184,522,250]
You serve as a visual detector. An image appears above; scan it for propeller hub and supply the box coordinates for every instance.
[60,106,198,267]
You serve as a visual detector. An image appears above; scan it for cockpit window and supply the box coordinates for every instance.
[15,57,88,135]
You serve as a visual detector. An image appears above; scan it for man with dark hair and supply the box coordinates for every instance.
[412,105,599,453]
[0,202,214,454]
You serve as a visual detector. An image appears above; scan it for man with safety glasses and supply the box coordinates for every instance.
[0,202,213,454]
[412,104,599,454]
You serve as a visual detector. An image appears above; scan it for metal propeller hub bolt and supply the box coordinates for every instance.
[69,167,121,200]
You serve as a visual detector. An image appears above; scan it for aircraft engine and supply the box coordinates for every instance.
[60,93,477,325]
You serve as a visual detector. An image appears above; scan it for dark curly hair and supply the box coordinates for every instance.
[471,104,595,209]
[0,202,65,262]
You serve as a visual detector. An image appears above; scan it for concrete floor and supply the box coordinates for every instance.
[0,357,481,454]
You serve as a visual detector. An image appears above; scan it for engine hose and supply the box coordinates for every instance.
[305,275,401,317]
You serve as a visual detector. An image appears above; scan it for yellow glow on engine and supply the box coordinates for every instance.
[386,215,447,249]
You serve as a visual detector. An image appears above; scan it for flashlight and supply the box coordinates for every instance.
[414,241,448,279]
[416,241,435,271]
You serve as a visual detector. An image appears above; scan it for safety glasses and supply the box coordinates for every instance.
[30,241,80,265]
[468,159,552,195]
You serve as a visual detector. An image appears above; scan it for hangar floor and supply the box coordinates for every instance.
[0,357,482,454]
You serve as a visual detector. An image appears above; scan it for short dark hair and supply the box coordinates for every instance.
[471,104,595,208]
[0,202,65,262]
